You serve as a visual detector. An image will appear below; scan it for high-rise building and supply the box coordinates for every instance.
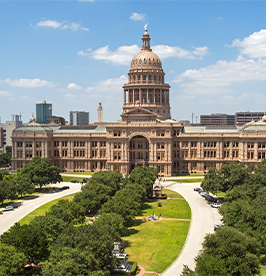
[5,114,23,146]
[200,113,235,126]
[70,111,89,125]
[97,103,103,122]
[36,100,52,124]
[235,112,264,125]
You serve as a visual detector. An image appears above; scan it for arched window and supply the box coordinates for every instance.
[149,75,151,80]
[154,75,156,81]
[138,75,141,80]
[143,75,146,81]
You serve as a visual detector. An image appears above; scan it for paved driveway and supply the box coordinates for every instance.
[161,182,222,276]
[0,182,82,235]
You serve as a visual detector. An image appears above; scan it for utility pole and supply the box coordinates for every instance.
[192,112,195,125]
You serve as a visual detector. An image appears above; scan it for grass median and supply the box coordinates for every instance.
[18,193,77,225]
[124,188,191,274]
[167,178,203,183]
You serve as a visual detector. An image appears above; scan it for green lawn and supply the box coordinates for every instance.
[167,178,203,183]
[61,172,94,176]
[125,188,191,273]
[261,265,266,276]
[140,199,191,219]
[162,188,183,198]
[61,176,85,182]
[124,219,190,273]
[18,194,77,224]
[174,174,204,177]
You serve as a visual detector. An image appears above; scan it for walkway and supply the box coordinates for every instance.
[161,182,222,276]
[0,182,82,235]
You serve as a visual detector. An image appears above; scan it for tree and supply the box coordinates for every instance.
[42,247,110,276]
[101,195,140,226]
[0,243,27,276]
[200,168,223,195]
[194,227,260,276]
[74,183,111,214]
[20,156,62,189]
[0,153,10,168]
[45,224,118,274]
[0,169,10,181]
[30,215,68,245]
[0,180,16,204]
[220,162,250,192]
[47,199,85,225]
[88,171,123,195]
[129,166,157,196]
[1,222,49,262]
[14,172,35,198]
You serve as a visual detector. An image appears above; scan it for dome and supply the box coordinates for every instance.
[131,50,162,69]
[262,114,266,122]
[130,30,162,70]
[29,114,36,123]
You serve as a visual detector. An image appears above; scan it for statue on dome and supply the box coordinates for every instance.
[144,22,149,32]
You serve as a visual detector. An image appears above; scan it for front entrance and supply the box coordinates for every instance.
[129,135,149,171]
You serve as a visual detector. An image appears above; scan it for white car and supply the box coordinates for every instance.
[211,203,221,208]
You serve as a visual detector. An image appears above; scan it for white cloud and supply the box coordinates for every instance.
[80,44,209,65]
[0,91,12,97]
[37,20,62,29]
[228,29,266,59]
[173,55,266,95]
[77,48,92,56]
[153,45,209,60]
[130,12,145,21]
[4,78,57,88]
[86,75,127,94]
[88,45,140,65]
[67,83,82,91]
[36,19,89,31]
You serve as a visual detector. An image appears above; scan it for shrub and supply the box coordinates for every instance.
[158,202,162,207]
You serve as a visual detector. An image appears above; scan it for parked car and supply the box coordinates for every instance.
[197,188,203,194]
[2,206,14,212]
[71,180,80,183]
[214,224,224,230]
[60,186,70,191]
[200,191,209,197]
[194,187,202,192]
[205,195,218,202]
[211,203,221,208]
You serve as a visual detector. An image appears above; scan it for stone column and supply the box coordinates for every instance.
[22,141,26,158]
[133,89,135,104]
[41,141,45,158]
[59,141,62,158]
[32,139,35,157]
[140,89,142,104]
[45,141,48,158]
[124,90,126,105]
[97,141,100,158]
[254,142,258,161]
[160,89,162,104]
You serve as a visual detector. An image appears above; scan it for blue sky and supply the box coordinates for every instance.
[1,1,266,124]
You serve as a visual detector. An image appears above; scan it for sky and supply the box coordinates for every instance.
[1,1,266,124]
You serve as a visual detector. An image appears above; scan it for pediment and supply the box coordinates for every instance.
[121,107,158,117]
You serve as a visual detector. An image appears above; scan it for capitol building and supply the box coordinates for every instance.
[11,29,266,176]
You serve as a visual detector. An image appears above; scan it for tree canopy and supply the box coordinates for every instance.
[19,156,62,189]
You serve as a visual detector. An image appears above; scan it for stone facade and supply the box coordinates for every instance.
[11,30,266,176]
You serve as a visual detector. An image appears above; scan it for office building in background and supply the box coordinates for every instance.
[36,100,52,124]
[70,111,89,125]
